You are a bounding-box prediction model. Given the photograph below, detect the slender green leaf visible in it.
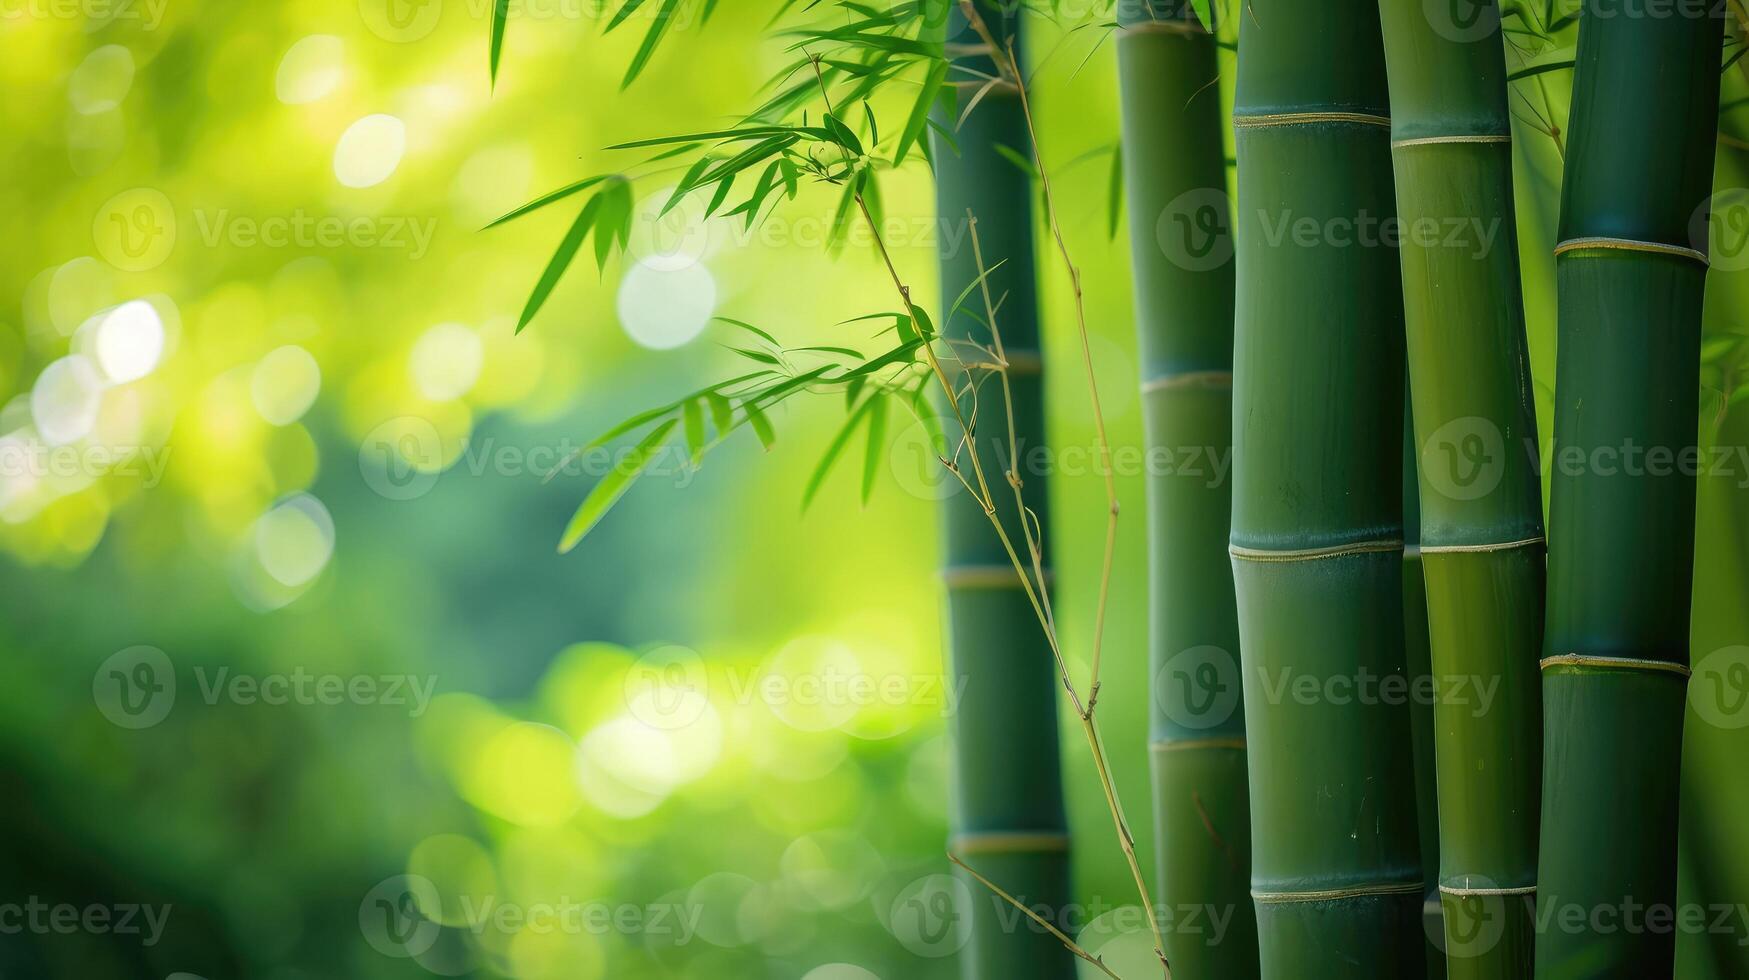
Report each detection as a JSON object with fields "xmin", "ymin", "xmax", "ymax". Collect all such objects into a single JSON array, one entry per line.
[
  {"xmin": 682, "ymin": 399, "xmax": 705, "ymax": 465},
  {"xmin": 623, "ymin": 0, "xmax": 686, "ymax": 89},
  {"xmin": 559, "ymin": 418, "xmax": 678, "ymax": 553},
  {"xmin": 803, "ymin": 396, "xmax": 877, "ymax": 509},
  {"xmin": 861, "ymin": 392, "xmax": 887, "ymax": 503},
  {"xmin": 518, "ymin": 193, "xmax": 603, "ymax": 332},
  {"xmin": 485, "ymin": 176, "xmax": 611, "ymax": 229},
  {"xmin": 895, "ymin": 60, "xmax": 948, "ymax": 165},
  {"xmin": 704, "ymin": 391, "xmax": 734, "ymax": 434},
  {"xmin": 489, "ymin": 0, "xmax": 510, "ymax": 89},
  {"xmin": 745, "ymin": 401, "xmax": 776, "ymax": 450}
]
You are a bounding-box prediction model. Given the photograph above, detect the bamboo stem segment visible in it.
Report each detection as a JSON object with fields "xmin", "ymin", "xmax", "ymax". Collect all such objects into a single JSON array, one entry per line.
[
  {"xmin": 1231, "ymin": 3, "xmax": 1425, "ymax": 974},
  {"xmin": 1117, "ymin": 2, "xmax": 1259, "ymax": 976},
  {"xmin": 931, "ymin": 7, "xmax": 1075, "ymax": 979},
  {"xmin": 1375, "ymin": 2, "xmax": 1547, "ymax": 976},
  {"xmin": 1537, "ymin": 2, "xmax": 1723, "ymax": 976}
]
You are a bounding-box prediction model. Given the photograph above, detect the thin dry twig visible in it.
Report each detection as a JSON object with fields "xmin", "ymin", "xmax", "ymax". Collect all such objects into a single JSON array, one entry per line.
[{"xmin": 947, "ymin": 852, "xmax": 1126, "ymax": 980}]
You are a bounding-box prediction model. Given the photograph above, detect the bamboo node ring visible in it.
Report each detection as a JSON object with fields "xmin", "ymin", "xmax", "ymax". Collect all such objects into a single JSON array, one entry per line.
[
  {"xmin": 1150, "ymin": 736, "xmax": 1247, "ymax": 752},
  {"xmin": 1229, "ymin": 539, "xmax": 1404, "ymax": 563},
  {"xmin": 1140, "ymin": 370, "xmax": 1232, "ymax": 394},
  {"xmin": 1118, "ymin": 19, "xmax": 1206, "ymax": 37},
  {"xmin": 941, "ymin": 565, "xmax": 1051, "ymax": 589},
  {"xmin": 1439, "ymin": 883, "xmax": 1537, "ymax": 897},
  {"xmin": 1553, "ymin": 236, "xmax": 1708, "ymax": 267},
  {"xmin": 1390, "ymin": 134, "xmax": 1512, "ymax": 149},
  {"xmin": 1539, "ymin": 653, "xmax": 1692, "ymax": 678},
  {"xmin": 1419, "ymin": 536, "xmax": 1546, "ymax": 555},
  {"xmin": 1233, "ymin": 112, "xmax": 1392, "ymax": 130},
  {"xmin": 1251, "ymin": 881, "xmax": 1424, "ymax": 904}
]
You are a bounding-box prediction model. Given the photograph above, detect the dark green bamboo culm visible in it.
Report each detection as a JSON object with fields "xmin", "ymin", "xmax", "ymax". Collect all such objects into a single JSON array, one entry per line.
[
  {"xmin": 931, "ymin": 6, "xmax": 1074, "ymax": 978},
  {"xmin": 1538, "ymin": 2, "xmax": 1723, "ymax": 976},
  {"xmin": 1402, "ymin": 422, "xmax": 1446, "ymax": 980},
  {"xmin": 1376, "ymin": 2, "xmax": 1546, "ymax": 976},
  {"xmin": 1115, "ymin": 3, "xmax": 1258, "ymax": 976},
  {"xmin": 1229, "ymin": 2, "xmax": 1426, "ymax": 975}
]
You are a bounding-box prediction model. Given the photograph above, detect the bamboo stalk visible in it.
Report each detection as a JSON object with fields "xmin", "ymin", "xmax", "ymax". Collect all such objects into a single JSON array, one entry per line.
[
  {"xmin": 1230, "ymin": 3, "xmax": 1426, "ymax": 974},
  {"xmin": 932, "ymin": 7, "xmax": 1075, "ymax": 978},
  {"xmin": 1401, "ymin": 420, "xmax": 1448, "ymax": 980},
  {"xmin": 1375, "ymin": 3, "xmax": 1545, "ymax": 976},
  {"xmin": 1538, "ymin": 3, "xmax": 1723, "ymax": 976},
  {"xmin": 1115, "ymin": 3, "xmax": 1257, "ymax": 977}
]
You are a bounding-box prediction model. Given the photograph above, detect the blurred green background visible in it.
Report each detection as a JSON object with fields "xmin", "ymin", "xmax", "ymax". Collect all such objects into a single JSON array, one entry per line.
[{"xmin": 1, "ymin": 2, "xmax": 1746, "ymax": 978}]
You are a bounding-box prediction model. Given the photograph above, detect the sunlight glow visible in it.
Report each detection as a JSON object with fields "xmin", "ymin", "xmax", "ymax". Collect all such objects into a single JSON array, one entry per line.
[
  {"xmin": 253, "ymin": 493, "xmax": 335, "ymax": 588},
  {"xmin": 276, "ymin": 35, "xmax": 344, "ymax": 106},
  {"xmin": 409, "ymin": 323, "xmax": 483, "ymax": 401},
  {"xmin": 31, "ymin": 356, "xmax": 106, "ymax": 446},
  {"xmin": 88, "ymin": 300, "xmax": 166, "ymax": 384},
  {"xmin": 616, "ymin": 260, "xmax": 716, "ymax": 351},
  {"xmin": 333, "ymin": 114, "xmax": 406, "ymax": 188},
  {"xmin": 251, "ymin": 345, "xmax": 321, "ymax": 425}
]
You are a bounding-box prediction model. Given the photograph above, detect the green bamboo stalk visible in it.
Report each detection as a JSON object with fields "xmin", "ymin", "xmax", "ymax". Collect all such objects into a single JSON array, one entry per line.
[
  {"xmin": 931, "ymin": 6, "xmax": 1075, "ymax": 978},
  {"xmin": 1115, "ymin": 4, "xmax": 1258, "ymax": 977},
  {"xmin": 1538, "ymin": 3, "xmax": 1723, "ymax": 977},
  {"xmin": 1230, "ymin": 3, "xmax": 1425, "ymax": 974},
  {"xmin": 1375, "ymin": 3, "xmax": 1546, "ymax": 976},
  {"xmin": 1402, "ymin": 420, "xmax": 1447, "ymax": 980}
]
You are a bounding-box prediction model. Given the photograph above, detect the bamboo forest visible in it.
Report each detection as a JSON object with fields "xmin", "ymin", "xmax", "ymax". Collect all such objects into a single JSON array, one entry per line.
[{"xmin": 7, "ymin": 0, "xmax": 1749, "ymax": 978}]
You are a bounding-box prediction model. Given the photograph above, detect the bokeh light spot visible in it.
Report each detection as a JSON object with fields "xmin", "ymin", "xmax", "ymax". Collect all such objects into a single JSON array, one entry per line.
[
  {"xmin": 276, "ymin": 35, "xmax": 344, "ymax": 106},
  {"xmin": 251, "ymin": 345, "xmax": 321, "ymax": 425},
  {"xmin": 333, "ymin": 114, "xmax": 406, "ymax": 188},
  {"xmin": 616, "ymin": 261, "xmax": 716, "ymax": 350}
]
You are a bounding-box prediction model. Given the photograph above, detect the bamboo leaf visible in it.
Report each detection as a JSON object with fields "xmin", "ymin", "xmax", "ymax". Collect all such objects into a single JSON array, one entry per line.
[
  {"xmin": 682, "ymin": 399, "xmax": 705, "ymax": 465},
  {"xmin": 559, "ymin": 418, "xmax": 678, "ymax": 553},
  {"xmin": 714, "ymin": 315, "xmax": 781, "ymax": 347},
  {"xmin": 622, "ymin": 0, "xmax": 685, "ymax": 88},
  {"xmin": 744, "ymin": 401, "xmax": 776, "ymax": 450},
  {"xmin": 895, "ymin": 60, "xmax": 949, "ymax": 165},
  {"xmin": 518, "ymin": 193, "xmax": 603, "ymax": 332},
  {"xmin": 489, "ymin": 0, "xmax": 511, "ymax": 89},
  {"xmin": 704, "ymin": 391, "xmax": 734, "ymax": 434},
  {"xmin": 1107, "ymin": 142, "xmax": 1124, "ymax": 240},
  {"xmin": 861, "ymin": 392, "xmax": 888, "ymax": 504},
  {"xmin": 485, "ymin": 176, "xmax": 611, "ymax": 229},
  {"xmin": 993, "ymin": 143, "xmax": 1038, "ymax": 179},
  {"xmin": 1508, "ymin": 57, "xmax": 1574, "ymax": 81},
  {"xmin": 803, "ymin": 397, "xmax": 877, "ymax": 509}
]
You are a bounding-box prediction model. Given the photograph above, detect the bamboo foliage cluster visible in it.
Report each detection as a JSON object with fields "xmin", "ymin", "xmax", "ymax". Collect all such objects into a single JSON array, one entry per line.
[{"xmin": 489, "ymin": 0, "xmax": 1740, "ymax": 977}]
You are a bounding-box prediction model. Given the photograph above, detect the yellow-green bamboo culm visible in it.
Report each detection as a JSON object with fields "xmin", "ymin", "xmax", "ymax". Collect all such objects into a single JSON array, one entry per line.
[
  {"xmin": 1537, "ymin": 1, "xmax": 1723, "ymax": 976},
  {"xmin": 1230, "ymin": 3, "xmax": 1425, "ymax": 974},
  {"xmin": 1376, "ymin": 2, "xmax": 1545, "ymax": 976},
  {"xmin": 930, "ymin": 6, "xmax": 1075, "ymax": 978},
  {"xmin": 1115, "ymin": 3, "xmax": 1258, "ymax": 976}
]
